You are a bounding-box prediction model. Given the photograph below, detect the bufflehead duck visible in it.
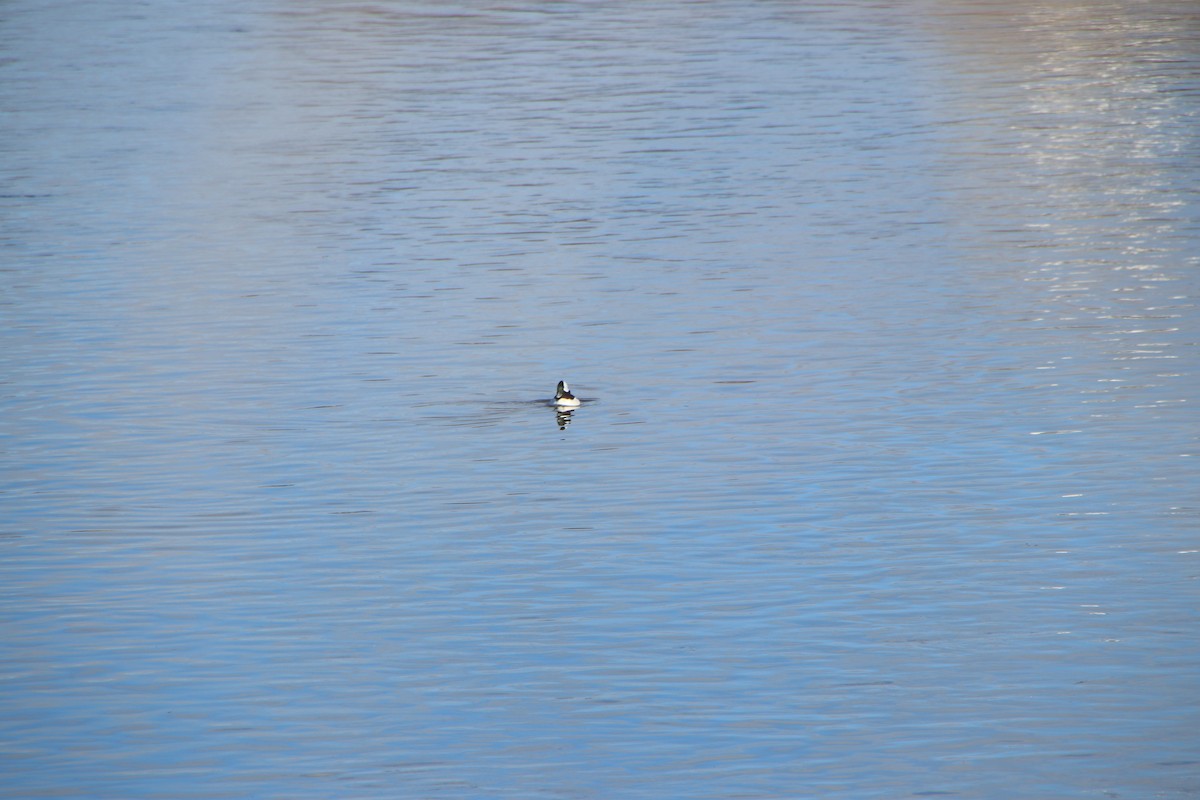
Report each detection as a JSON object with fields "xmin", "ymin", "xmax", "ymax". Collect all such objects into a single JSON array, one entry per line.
[{"xmin": 553, "ymin": 380, "xmax": 581, "ymax": 408}]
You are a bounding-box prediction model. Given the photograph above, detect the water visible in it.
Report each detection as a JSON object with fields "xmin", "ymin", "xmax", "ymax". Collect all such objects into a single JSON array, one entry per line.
[{"xmin": 2, "ymin": 1, "xmax": 1198, "ymax": 798}]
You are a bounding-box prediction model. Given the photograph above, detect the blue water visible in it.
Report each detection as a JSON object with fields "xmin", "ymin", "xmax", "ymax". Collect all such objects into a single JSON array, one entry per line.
[{"xmin": 2, "ymin": 1, "xmax": 1198, "ymax": 798}]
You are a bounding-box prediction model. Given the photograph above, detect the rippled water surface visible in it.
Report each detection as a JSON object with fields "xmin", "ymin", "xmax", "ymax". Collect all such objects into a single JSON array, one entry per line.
[{"xmin": 2, "ymin": 1, "xmax": 1198, "ymax": 798}]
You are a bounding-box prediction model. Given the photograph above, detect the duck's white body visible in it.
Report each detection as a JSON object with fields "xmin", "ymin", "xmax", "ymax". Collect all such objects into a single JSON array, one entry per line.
[{"xmin": 553, "ymin": 380, "xmax": 581, "ymax": 408}]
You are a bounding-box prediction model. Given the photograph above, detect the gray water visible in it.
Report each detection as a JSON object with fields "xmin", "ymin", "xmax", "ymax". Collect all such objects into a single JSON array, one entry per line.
[{"xmin": 2, "ymin": 1, "xmax": 1198, "ymax": 798}]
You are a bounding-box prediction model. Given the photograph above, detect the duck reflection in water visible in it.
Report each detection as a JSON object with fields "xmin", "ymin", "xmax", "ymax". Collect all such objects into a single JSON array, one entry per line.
[{"xmin": 554, "ymin": 407, "xmax": 575, "ymax": 430}]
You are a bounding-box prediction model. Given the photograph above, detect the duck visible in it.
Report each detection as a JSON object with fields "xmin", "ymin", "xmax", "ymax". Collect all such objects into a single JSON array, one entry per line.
[{"xmin": 553, "ymin": 380, "xmax": 581, "ymax": 408}]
